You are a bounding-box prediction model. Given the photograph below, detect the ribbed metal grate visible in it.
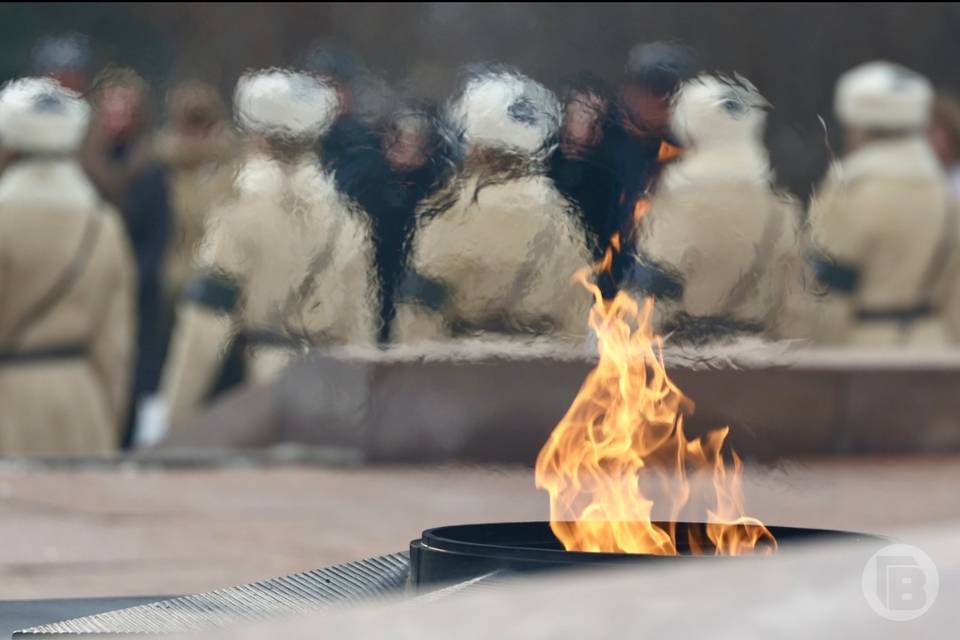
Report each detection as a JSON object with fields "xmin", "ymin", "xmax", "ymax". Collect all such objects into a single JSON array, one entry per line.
[{"xmin": 14, "ymin": 552, "xmax": 410, "ymax": 636}]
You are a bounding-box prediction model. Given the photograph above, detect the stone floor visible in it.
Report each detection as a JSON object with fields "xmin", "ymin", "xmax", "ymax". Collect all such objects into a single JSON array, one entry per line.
[
  {"xmin": 0, "ymin": 455, "xmax": 957, "ymax": 601},
  {"xmin": 203, "ymin": 519, "xmax": 958, "ymax": 640}
]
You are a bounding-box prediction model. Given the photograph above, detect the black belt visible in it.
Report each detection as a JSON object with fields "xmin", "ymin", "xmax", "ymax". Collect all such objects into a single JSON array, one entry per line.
[
  {"xmin": 661, "ymin": 314, "xmax": 764, "ymax": 346},
  {"xmin": 0, "ymin": 345, "xmax": 87, "ymax": 366},
  {"xmin": 856, "ymin": 304, "xmax": 933, "ymax": 323},
  {"xmin": 240, "ymin": 329, "xmax": 312, "ymax": 351},
  {"xmin": 448, "ymin": 314, "xmax": 557, "ymax": 338}
]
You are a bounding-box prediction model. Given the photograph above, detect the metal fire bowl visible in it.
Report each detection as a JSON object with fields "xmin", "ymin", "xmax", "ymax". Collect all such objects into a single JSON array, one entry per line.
[{"xmin": 409, "ymin": 521, "xmax": 884, "ymax": 589}]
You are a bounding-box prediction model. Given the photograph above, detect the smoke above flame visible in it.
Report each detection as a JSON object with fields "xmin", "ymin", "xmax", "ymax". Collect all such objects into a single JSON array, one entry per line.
[{"xmin": 534, "ymin": 265, "xmax": 776, "ymax": 556}]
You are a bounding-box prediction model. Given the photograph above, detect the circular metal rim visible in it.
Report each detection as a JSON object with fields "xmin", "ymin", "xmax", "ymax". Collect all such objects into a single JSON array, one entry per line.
[{"xmin": 417, "ymin": 521, "xmax": 876, "ymax": 564}]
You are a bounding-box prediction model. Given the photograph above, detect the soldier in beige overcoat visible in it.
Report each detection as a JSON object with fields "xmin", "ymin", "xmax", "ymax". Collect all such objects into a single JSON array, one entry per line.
[
  {"xmin": 154, "ymin": 80, "xmax": 239, "ymax": 304},
  {"xmin": 392, "ymin": 69, "xmax": 593, "ymax": 344},
  {"xmin": 0, "ymin": 78, "xmax": 135, "ymax": 456},
  {"xmin": 160, "ymin": 70, "xmax": 378, "ymax": 427},
  {"xmin": 629, "ymin": 73, "xmax": 804, "ymax": 344},
  {"xmin": 808, "ymin": 62, "xmax": 959, "ymax": 347}
]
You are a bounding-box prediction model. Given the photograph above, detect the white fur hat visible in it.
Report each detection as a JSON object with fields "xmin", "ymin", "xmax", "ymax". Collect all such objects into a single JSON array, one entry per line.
[
  {"xmin": 834, "ymin": 62, "xmax": 932, "ymax": 130},
  {"xmin": 671, "ymin": 73, "xmax": 769, "ymax": 147},
  {"xmin": 234, "ymin": 69, "xmax": 340, "ymax": 142},
  {"xmin": 0, "ymin": 77, "xmax": 89, "ymax": 154},
  {"xmin": 449, "ymin": 69, "xmax": 560, "ymax": 155}
]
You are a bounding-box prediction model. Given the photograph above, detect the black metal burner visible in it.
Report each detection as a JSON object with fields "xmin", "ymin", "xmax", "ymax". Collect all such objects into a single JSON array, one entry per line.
[{"xmin": 410, "ymin": 521, "xmax": 883, "ymax": 589}]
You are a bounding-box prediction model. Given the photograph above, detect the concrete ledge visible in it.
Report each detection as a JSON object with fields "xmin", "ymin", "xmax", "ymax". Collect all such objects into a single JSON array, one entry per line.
[{"xmin": 156, "ymin": 343, "xmax": 960, "ymax": 462}]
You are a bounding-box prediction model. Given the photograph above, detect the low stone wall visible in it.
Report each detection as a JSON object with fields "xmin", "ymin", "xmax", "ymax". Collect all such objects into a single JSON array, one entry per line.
[{"xmin": 158, "ymin": 344, "xmax": 960, "ymax": 462}]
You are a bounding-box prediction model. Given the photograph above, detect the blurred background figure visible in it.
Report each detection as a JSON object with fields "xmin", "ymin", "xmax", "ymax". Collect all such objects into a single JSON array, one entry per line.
[
  {"xmin": 393, "ymin": 67, "xmax": 592, "ymax": 344},
  {"xmin": 81, "ymin": 67, "xmax": 173, "ymax": 445},
  {"xmin": 550, "ymin": 73, "xmax": 614, "ymax": 251},
  {"xmin": 30, "ymin": 33, "xmax": 93, "ymax": 92},
  {"xmin": 809, "ymin": 62, "xmax": 960, "ymax": 346},
  {"xmin": 0, "ymin": 78, "xmax": 135, "ymax": 456},
  {"xmin": 353, "ymin": 105, "xmax": 451, "ymax": 344},
  {"xmin": 629, "ymin": 74, "xmax": 803, "ymax": 344},
  {"xmin": 929, "ymin": 93, "xmax": 960, "ymax": 199},
  {"xmin": 304, "ymin": 43, "xmax": 393, "ymax": 129},
  {"xmin": 160, "ymin": 69, "xmax": 378, "ymax": 427},
  {"xmin": 550, "ymin": 42, "xmax": 700, "ymax": 297},
  {"xmin": 305, "ymin": 47, "xmax": 434, "ymax": 345},
  {"xmin": 305, "ymin": 44, "xmax": 389, "ymax": 193},
  {"xmin": 146, "ymin": 81, "xmax": 241, "ymax": 431},
  {"xmin": 154, "ymin": 80, "xmax": 239, "ymax": 305}
]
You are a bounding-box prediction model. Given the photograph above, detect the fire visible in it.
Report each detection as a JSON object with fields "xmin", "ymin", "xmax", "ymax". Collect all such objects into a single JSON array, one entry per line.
[
  {"xmin": 632, "ymin": 198, "xmax": 650, "ymax": 225},
  {"xmin": 534, "ymin": 268, "xmax": 776, "ymax": 556},
  {"xmin": 657, "ymin": 140, "xmax": 683, "ymax": 163}
]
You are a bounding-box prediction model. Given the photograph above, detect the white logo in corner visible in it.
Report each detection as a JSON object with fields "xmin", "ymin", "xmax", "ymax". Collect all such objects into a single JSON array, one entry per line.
[{"xmin": 862, "ymin": 543, "xmax": 939, "ymax": 622}]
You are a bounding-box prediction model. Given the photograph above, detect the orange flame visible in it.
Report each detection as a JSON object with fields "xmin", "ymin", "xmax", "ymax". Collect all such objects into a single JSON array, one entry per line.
[
  {"xmin": 657, "ymin": 140, "xmax": 683, "ymax": 164},
  {"xmin": 535, "ymin": 270, "xmax": 776, "ymax": 556},
  {"xmin": 632, "ymin": 198, "xmax": 651, "ymax": 226}
]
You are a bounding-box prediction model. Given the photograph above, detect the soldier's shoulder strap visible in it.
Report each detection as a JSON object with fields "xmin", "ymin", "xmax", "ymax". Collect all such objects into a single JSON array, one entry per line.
[
  {"xmin": 722, "ymin": 199, "xmax": 786, "ymax": 315},
  {"xmin": 275, "ymin": 209, "xmax": 350, "ymax": 329},
  {"xmin": 3, "ymin": 205, "xmax": 104, "ymax": 350}
]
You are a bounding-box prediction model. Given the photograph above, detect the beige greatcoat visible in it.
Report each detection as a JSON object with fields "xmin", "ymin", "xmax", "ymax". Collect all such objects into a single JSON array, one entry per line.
[
  {"xmin": 0, "ymin": 159, "xmax": 136, "ymax": 456},
  {"xmin": 633, "ymin": 142, "xmax": 803, "ymax": 341},
  {"xmin": 161, "ymin": 153, "xmax": 378, "ymax": 426},
  {"xmin": 809, "ymin": 137, "xmax": 959, "ymax": 346},
  {"xmin": 392, "ymin": 167, "xmax": 594, "ymax": 344}
]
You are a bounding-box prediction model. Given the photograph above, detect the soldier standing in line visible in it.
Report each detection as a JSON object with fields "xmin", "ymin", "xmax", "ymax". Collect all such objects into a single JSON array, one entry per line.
[
  {"xmin": 809, "ymin": 62, "xmax": 959, "ymax": 347},
  {"xmin": 0, "ymin": 78, "xmax": 135, "ymax": 456},
  {"xmin": 159, "ymin": 70, "xmax": 379, "ymax": 427},
  {"xmin": 629, "ymin": 73, "xmax": 803, "ymax": 344},
  {"xmin": 393, "ymin": 67, "xmax": 593, "ymax": 344}
]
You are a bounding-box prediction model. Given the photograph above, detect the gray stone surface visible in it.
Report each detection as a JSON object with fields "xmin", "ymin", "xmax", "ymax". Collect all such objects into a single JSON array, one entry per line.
[
  {"xmin": 0, "ymin": 457, "xmax": 957, "ymax": 601},
  {"xmin": 193, "ymin": 520, "xmax": 958, "ymax": 639},
  {"xmin": 158, "ymin": 344, "xmax": 960, "ymax": 461}
]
